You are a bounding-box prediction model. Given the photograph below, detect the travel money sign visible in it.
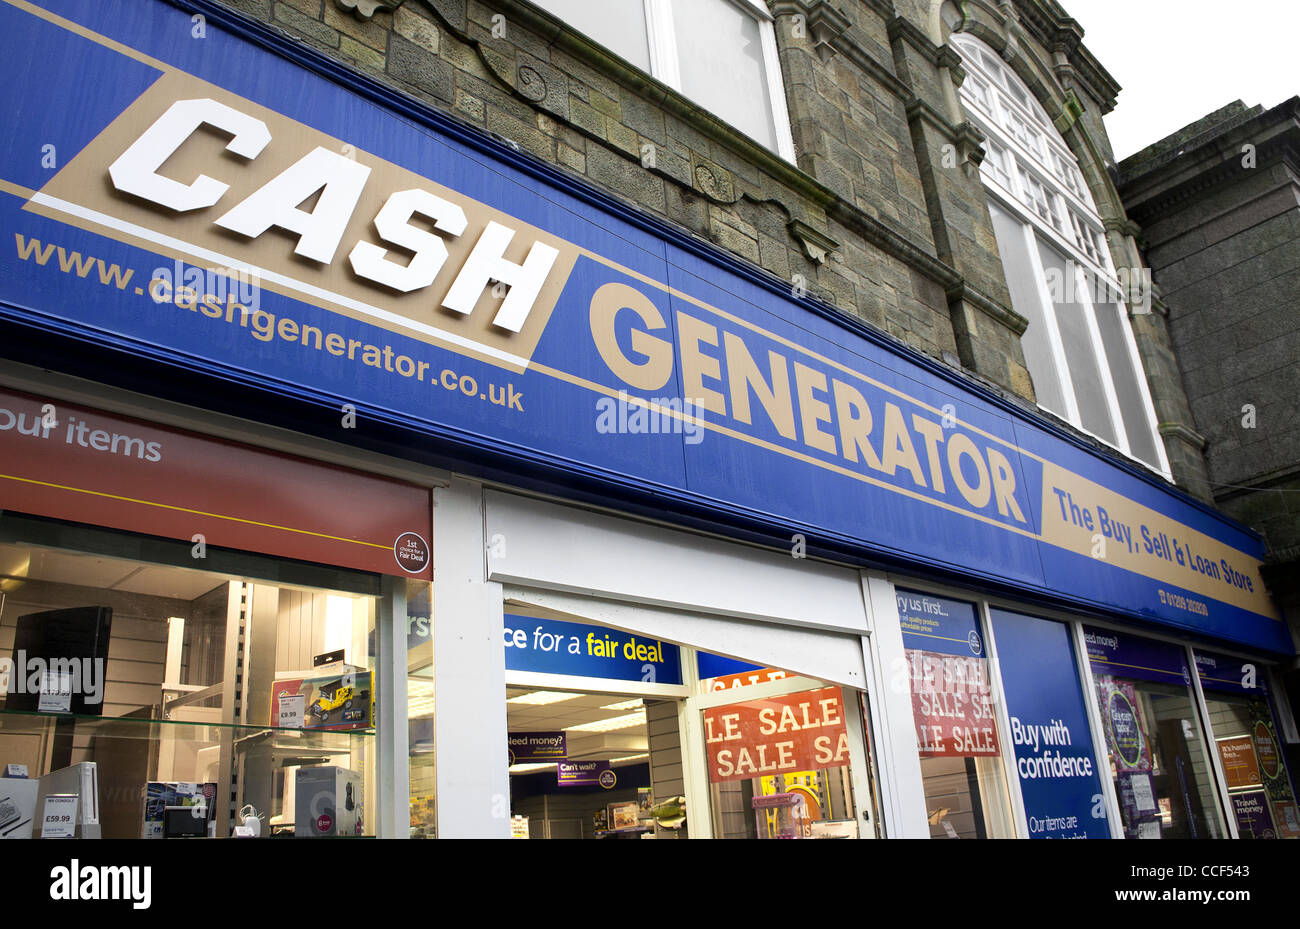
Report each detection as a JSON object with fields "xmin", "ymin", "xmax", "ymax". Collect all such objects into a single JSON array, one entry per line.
[{"xmin": 0, "ymin": 0, "xmax": 1287, "ymax": 653}]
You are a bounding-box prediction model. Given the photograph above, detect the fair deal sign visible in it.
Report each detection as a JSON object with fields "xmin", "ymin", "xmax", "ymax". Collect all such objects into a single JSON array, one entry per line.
[{"xmin": 0, "ymin": 0, "xmax": 1287, "ymax": 653}]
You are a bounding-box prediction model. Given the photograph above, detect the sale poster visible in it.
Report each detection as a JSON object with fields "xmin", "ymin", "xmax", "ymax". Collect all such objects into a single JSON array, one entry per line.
[
  {"xmin": 906, "ymin": 649, "xmax": 1000, "ymax": 757},
  {"xmin": 702, "ymin": 688, "xmax": 849, "ymax": 783}
]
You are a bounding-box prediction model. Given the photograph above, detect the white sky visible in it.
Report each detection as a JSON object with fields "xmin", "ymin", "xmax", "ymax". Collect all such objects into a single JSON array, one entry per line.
[{"xmin": 1066, "ymin": 0, "xmax": 1299, "ymax": 161}]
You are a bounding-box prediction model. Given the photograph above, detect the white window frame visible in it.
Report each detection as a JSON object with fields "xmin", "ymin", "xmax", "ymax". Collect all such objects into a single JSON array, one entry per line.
[
  {"xmin": 537, "ymin": 0, "xmax": 796, "ymax": 161},
  {"xmin": 953, "ymin": 33, "xmax": 1172, "ymax": 479}
]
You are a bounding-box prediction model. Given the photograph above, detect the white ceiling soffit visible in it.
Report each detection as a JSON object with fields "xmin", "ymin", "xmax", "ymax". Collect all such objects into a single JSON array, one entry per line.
[
  {"xmin": 503, "ymin": 586, "xmax": 868, "ymax": 692},
  {"xmin": 484, "ymin": 490, "xmax": 868, "ymax": 635}
]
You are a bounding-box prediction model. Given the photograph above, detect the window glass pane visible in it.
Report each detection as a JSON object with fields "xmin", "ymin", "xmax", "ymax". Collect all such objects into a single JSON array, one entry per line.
[
  {"xmin": 1085, "ymin": 628, "xmax": 1225, "ymax": 839},
  {"xmin": 1196, "ymin": 651, "xmax": 1300, "ymax": 839},
  {"xmin": 702, "ymin": 681, "xmax": 861, "ymax": 838},
  {"xmin": 503, "ymin": 611, "xmax": 676, "ymax": 839},
  {"xmin": 987, "ymin": 200, "xmax": 1069, "ymax": 416},
  {"xmin": 530, "ymin": 0, "xmax": 650, "ymax": 71},
  {"xmin": 897, "ymin": 591, "xmax": 1016, "ymax": 838},
  {"xmin": 1092, "ymin": 292, "xmax": 1162, "ymax": 468},
  {"xmin": 670, "ymin": 0, "xmax": 778, "ymax": 151},
  {"xmin": 1036, "ymin": 241, "xmax": 1118, "ymax": 443},
  {"xmin": 407, "ymin": 579, "xmax": 436, "ymax": 837},
  {"xmin": 0, "ymin": 535, "xmax": 378, "ymax": 838},
  {"xmin": 979, "ymin": 140, "xmax": 1011, "ymax": 190}
]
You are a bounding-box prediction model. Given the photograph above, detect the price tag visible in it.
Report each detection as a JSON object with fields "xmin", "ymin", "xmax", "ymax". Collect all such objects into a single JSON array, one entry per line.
[
  {"xmin": 941, "ymin": 820, "xmax": 959, "ymax": 839},
  {"xmin": 175, "ymin": 782, "xmax": 195, "ymax": 796},
  {"xmin": 41, "ymin": 794, "xmax": 79, "ymax": 839},
  {"xmin": 37, "ymin": 671, "xmax": 73, "ymax": 714},
  {"xmin": 4, "ymin": 763, "xmax": 28, "ymax": 778},
  {"xmin": 1137, "ymin": 820, "xmax": 1161, "ymax": 839},
  {"xmin": 233, "ymin": 825, "xmax": 255, "ymax": 837},
  {"xmin": 1131, "ymin": 773, "xmax": 1158, "ymax": 813},
  {"xmin": 278, "ymin": 694, "xmax": 305, "ymax": 729}
]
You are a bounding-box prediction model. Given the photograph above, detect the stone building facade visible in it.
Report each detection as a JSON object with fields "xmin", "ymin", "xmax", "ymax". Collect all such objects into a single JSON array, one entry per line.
[
  {"xmin": 219, "ymin": 0, "xmax": 1212, "ymax": 496},
  {"xmin": 1118, "ymin": 98, "xmax": 1300, "ymax": 702}
]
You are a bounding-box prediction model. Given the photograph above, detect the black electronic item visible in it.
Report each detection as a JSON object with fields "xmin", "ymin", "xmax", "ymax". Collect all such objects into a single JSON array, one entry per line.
[
  {"xmin": 313, "ymin": 650, "xmax": 345, "ymax": 667},
  {"xmin": 6, "ymin": 606, "xmax": 113, "ymax": 717},
  {"xmin": 163, "ymin": 806, "xmax": 207, "ymax": 838}
]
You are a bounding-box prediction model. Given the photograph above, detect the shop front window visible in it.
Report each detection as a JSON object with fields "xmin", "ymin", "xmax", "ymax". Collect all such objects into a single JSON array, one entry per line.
[
  {"xmin": 1196, "ymin": 650, "xmax": 1300, "ymax": 839},
  {"xmin": 896, "ymin": 590, "xmax": 1016, "ymax": 838},
  {"xmin": 498, "ymin": 604, "xmax": 876, "ymax": 839},
  {"xmin": 1084, "ymin": 628, "xmax": 1225, "ymax": 839},
  {"xmin": 696, "ymin": 655, "xmax": 869, "ymax": 839},
  {"xmin": 502, "ymin": 610, "xmax": 686, "ymax": 839},
  {"xmin": 0, "ymin": 518, "xmax": 379, "ymax": 838}
]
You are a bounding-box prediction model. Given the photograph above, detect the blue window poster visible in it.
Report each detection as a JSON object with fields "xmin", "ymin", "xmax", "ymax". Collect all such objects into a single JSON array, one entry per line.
[{"xmin": 991, "ymin": 608, "xmax": 1110, "ymax": 838}]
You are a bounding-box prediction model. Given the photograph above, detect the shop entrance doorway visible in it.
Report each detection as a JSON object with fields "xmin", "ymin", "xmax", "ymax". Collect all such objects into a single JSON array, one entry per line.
[
  {"xmin": 506, "ymin": 686, "xmax": 665, "ymax": 839},
  {"xmin": 502, "ymin": 601, "xmax": 879, "ymax": 839}
]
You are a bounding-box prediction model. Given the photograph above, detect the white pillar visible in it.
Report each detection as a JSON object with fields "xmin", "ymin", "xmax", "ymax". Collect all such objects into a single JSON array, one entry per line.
[
  {"xmin": 433, "ymin": 478, "xmax": 510, "ymax": 837},
  {"xmin": 859, "ymin": 571, "xmax": 929, "ymax": 838}
]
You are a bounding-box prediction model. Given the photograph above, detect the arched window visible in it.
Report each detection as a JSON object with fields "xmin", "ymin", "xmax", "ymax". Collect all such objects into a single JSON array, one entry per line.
[{"xmin": 951, "ymin": 33, "xmax": 1169, "ymax": 475}]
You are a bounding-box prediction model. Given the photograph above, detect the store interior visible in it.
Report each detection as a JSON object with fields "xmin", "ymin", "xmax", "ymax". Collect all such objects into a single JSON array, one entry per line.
[
  {"xmin": 0, "ymin": 530, "xmax": 376, "ymax": 839},
  {"xmin": 505, "ymin": 687, "xmax": 656, "ymax": 839}
]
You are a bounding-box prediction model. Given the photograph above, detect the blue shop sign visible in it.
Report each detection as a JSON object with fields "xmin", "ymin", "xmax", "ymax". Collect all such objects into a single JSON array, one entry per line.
[
  {"xmin": 504, "ymin": 615, "xmax": 683, "ymax": 686},
  {"xmin": 0, "ymin": 0, "xmax": 1287, "ymax": 654},
  {"xmin": 1082, "ymin": 627, "xmax": 1191, "ymax": 688},
  {"xmin": 1194, "ymin": 649, "xmax": 1271, "ymax": 697}
]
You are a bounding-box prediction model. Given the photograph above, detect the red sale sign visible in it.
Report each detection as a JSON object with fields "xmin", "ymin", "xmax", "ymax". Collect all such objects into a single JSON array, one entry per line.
[
  {"xmin": 703, "ymin": 688, "xmax": 850, "ymax": 783},
  {"xmin": 907, "ymin": 650, "xmax": 1001, "ymax": 757}
]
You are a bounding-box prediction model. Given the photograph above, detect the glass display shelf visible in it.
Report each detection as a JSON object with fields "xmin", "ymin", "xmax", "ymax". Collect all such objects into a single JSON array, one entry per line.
[{"xmin": 0, "ymin": 707, "xmax": 373, "ymax": 741}]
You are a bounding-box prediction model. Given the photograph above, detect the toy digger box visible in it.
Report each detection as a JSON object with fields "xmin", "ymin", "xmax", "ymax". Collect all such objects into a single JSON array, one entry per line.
[{"xmin": 271, "ymin": 669, "xmax": 374, "ymax": 731}]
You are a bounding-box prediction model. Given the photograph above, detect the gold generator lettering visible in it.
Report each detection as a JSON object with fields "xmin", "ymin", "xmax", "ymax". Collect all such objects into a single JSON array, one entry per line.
[
  {"xmin": 107, "ymin": 97, "xmax": 560, "ymax": 333},
  {"xmin": 589, "ymin": 281, "xmax": 1028, "ymax": 523}
]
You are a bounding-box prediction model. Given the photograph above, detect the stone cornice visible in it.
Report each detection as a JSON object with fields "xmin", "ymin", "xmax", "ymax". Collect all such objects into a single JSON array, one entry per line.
[
  {"xmin": 816, "ymin": 14, "xmax": 912, "ymax": 101},
  {"xmin": 333, "ymin": 0, "xmax": 397, "ymax": 18},
  {"xmin": 1158, "ymin": 421, "xmax": 1208, "ymax": 452},
  {"xmin": 768, "ymin": 1, "xmax": 851, "ymax": 63},
  {"xmin": 1121, "ymin": 120, "xmax": 1300, "ymax": 224},
  {"xmin": 905, "ymin": 97, "xmax": 967, "ymax": 144},
  {"xmin": 953, "ymin": 282, "xmax": 1029, "ymax": 335},
  {"xmin": 1010, "ymin": 0, "xmax": 1120, "ymax": 113},
  {"xmin": 887, "ymin": 15, "xmax": 948, "ymax": 67}
]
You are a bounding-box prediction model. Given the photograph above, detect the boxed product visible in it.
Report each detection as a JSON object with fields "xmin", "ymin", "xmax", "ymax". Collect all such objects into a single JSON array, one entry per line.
[
  {"xmin": 271, "ymin": 669, "xmax": 373, "ymax": 731},
  {"xmin": 295, "ymin": 766, "xmax": 363, "ymax": 837},
  {"xmin": 141, "ymin": 782, "xmax": 217, "ymax": 838},
  {"xmin": 0, "ymin": 778, "xmax": 39, "ymax": 840}
]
